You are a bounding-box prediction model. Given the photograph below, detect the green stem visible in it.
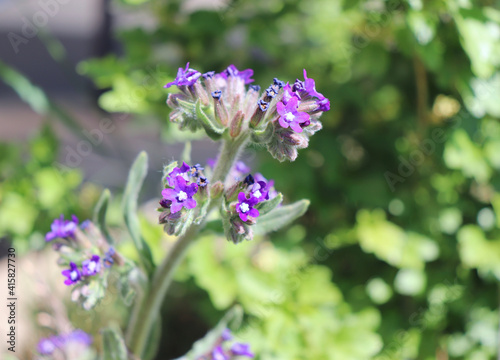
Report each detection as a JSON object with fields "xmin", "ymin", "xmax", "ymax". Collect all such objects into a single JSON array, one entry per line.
[{"xmin": 126, "ymin": 136, "xmax": 247, "ymax": 358}]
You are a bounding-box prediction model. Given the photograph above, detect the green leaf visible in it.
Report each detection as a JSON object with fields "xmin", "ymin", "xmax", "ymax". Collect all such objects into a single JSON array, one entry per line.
[
  {"xmin": 255, "ymin": 193, "xmax": 283, "ymax": 216},
  {"xmin": 194, "ymin": 199, "xmax": 210, "ymax": 225},
  {"xmin": 175, "ymin": 306, "xmax": 243, "ymax": 360},
  {"xmin": 93, "ymin": 189, "xmax": 113, "ymax": 244},
  {"xmin": 254, "ymin": 199, "xmax": 310, "ymax": 235},
  {"xmin": 101, "ymin": 326, "xmax": 128, "ymax": 360},
  {"xmin": 196, "ymin": 100, "xmax": 225, "ymax": 140},
  {"xmin": 122, "ymin": 152, "xmax": 155, "ymax": 276}
]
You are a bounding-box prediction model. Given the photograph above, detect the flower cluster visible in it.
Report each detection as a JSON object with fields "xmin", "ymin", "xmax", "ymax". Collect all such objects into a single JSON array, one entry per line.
[
  {"xmin": 159, "ymin": 161, "xmax": 209, "ymax": 235},
  {"xmin": 222, "ymin": 162, "xmax": 279, "ymax": 244},
  {"xmin": 197, "ymin": 328, "xmax": 254, "ymax": 360},
  {"xmin": 45, "ymin": 215, "xmax": 124, "ymax": 309},
  {"xmin": 165, "ymin": 63, "xmax": 329, "ymax": 161},
  {"xmin": 37, "ymin": 329, "xmax": 92, "ymax": 358}
]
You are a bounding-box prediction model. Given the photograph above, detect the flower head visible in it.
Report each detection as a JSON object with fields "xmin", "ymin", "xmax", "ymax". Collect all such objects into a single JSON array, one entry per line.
[
  {"xmin": 166, "ymin": 162, "xmax": 191, "ymax": 187},
  {"xmin": 46, "ymin": 215, "xmax": 79, "ymax": 241},
  {"xmin": 282, "ymin": 83, "xmax": 300, "ymax": 105},
  {"xmin": 221, "ymin": 64, "xmax": 254, "ymax": 84},
  {"xmin": 230, "ymin": 342, "xmax": 254, "ymax": 358},
  {"xmin": 64, "ymin": 329, "xmax": 93, "ymax": 346},
  {"xmin": 161, "ymin": 176, "xmax": 198, "ymax": 214},
  {"xmin": 276, "ymin": 97, "xmax": 310, "ymax": 133},
  {"xmin": 250, "ymin": 181, "xmax": 270, "ymax": 202},
  {"xmin": 164, "ymin": 62, "xmax": 201, "ymax": 88},
  {"xmin": 37, "ymin": 337, "xmax": 58, "ymax": 355},
  {"xmin": 81, "ymin": 255, "xmax": 101, "ymax": 276},
  {"xmin": 236, "ymin": 192, "xmax": 260, "ymax": 222},
  {"xmin": 254, "ymin": 173, "xmax": 277, "ymax": 200},
  {"xmin": 62, "ymin": 262, "xmax": 82, "ymax": 286},
  {"xmin": 212, "ymin": 345, "xmax": 229, "ymax": 360}
]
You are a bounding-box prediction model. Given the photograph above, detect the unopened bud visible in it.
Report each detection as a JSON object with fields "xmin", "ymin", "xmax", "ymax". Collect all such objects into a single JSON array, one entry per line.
[
  {"xmin": 250, "ymin": 100, "xmax": 269, "ymax": 128},
  {"xmin": 209, "ymin": 181, "xmax": 224, "ymax": 199},
  {"xmin": 230, "ymin": 110, "xmax": 245, "ymax": 138},
  {"xmin": 193, "ymin": 82, "xmax": 209, "ymax": 106},
  {"xmin": 212, "ymin": 91, "xmax": 229, "ymax": 126}
]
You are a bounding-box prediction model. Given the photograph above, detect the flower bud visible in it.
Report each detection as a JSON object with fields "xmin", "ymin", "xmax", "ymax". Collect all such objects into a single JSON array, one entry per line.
[
  {"xmin": 212, "ymin": 91, "xmax": 229, "ymax": 126},
  {"xmin": 230, "ymin": 110, "xmax": 245, "ymax": 138},
  {"xmin": 209, "ymin": 181, "xmax": 224, "ymax": 199}
]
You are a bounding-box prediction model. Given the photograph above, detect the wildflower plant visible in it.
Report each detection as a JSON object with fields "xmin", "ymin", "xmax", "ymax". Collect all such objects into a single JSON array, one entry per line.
[{"xmin": 38, "ymin": 64, "xmax": 329, "ymax": 359}]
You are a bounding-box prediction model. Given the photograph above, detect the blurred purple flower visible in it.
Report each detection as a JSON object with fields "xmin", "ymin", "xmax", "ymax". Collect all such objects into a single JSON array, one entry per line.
[
  {"xmin": 45, "ymin": 215, "xmax": 79, "ymax": 241},
  {"xmin": 164, "ymin": 62, "xmax": 201, "ymax": 88},
  {"xmin": 81, "ymin": 255, "xmax": 101, "ymax": 276}
]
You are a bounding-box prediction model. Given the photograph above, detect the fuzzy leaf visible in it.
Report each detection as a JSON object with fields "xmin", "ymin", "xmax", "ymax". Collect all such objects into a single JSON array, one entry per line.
[
  {"xmin": 194, "ymin": 199, "xmax": 210, "ymax": 225},
  {"xmin": 93, "ymin": 189, "xmax": 113, "ymax": 244},
  {"xmin": 254, "ymin": 199, "xmax": 310, "ymax": 235},
  {"xmin": 101, "ymin": 326, "xmax": 128, "ymax": 360},
  {"xmin": 122, "ymin": 152, "xmax": 155, "ymax": 276},
  {"xmin": 255, "ymin": 193, "xmax": 283, "ymax": 216},
  {"xmin": 174, "ymin": 306, "xmax": 243, "ymax": 360},
  {"xmin": 196, "ymin": 100, "xmax": 225, "ymax": 140},
  {"xmin": 175, "ymin": 209, "xmax": 195, "ymax": 237}
]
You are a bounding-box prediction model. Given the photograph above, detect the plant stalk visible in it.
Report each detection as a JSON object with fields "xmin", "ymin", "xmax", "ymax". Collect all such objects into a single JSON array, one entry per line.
[{"xmin": 126, "ymin": 136, "xmax": 247, "ymax": 358}]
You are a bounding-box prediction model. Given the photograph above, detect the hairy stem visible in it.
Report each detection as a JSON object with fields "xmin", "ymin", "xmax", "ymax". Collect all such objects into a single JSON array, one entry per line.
[{"xmin": 126, "ymin": 136, "xmax": 247, "ymax": 358}]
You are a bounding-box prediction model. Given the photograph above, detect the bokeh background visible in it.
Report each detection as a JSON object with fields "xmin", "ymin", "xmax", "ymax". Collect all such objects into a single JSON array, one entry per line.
[{"xmin": 1, "ymin": 0, "xmax": 500, "ymax": 359}]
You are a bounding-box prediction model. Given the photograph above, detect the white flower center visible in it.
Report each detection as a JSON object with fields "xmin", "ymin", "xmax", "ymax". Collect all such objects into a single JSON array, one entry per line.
[
  {"xmin": 240, "ymin": 203, "xmax": 250, "ymax": 213},
  {"xmin": 177, "ymin": 191, "xmax": 187, "ymax": 201},
  {"xmin": 285, "ymin": 112, "xmax": 295, "ymax": 122},
  {"xmin": 88, "ymin": 261, "xmax": 97, "ymax": 272},
  {"xmin": 253, "ymin": 190, "xmax": 262, "ymax": 198},
  {"xmin": 70, "ymin": 270, "xmax": 79, "ymax": 281}
]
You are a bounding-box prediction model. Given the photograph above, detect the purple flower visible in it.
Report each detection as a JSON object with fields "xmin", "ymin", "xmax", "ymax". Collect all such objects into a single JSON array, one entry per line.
[
  {"xmin": 276, "ymin": 97, "xmax": 310, "ymax": 133},
  {"xmin": 250, "ymin": 181, "xmax": 270, "ymax": 202},
  {"xmin": 189, "ymin": 164, "xmax": 204, "ymax": 177},
  {"xmin": 221, "ymin": 64, "xmax": 254, "ymax": 84},
  {"xmin": 64, "ymin": 329, "xmax": 92, "ymax": 346},
  {"xmin": 161, "ymin": 177, "xmax": 198, "ymax": 214},
  {"xmin": 254, "ymin": 173, "xmax": 277, "ymax": 200},
  {"xmin": 81, "ymin": 255, "xmax": 101, "ymax": 276},
  {"xmin": 235, "ymin": 161, "xmax": 250, "ymax": 175},
  {"xmin": 221, "ymin": 328, "xmax": 233, "ymax": 342},
  {"xmin": 37, "ymin": 337, "xmax": 58, "ymax": 355},
  {"xmin": 212, "ymin": 345, "xmax": 229, "ymax": 360},
  {"xmin": 197, "ymin": 176, "xmax": 209, "ymax": 188},
  {"xmin": 45, "ymin": 215, "xmax": 79, "ymax": 241},
  {"xmin": 316, "ymin": 96, "xmax": 331, "ymax": 112},
  {"xmin": 103, "ymin": 247, "xmax": 115, "ymax": 268},
  {"xmin": 62, "ymin": 262, "xmax": 82, "ymax": 286},
  {"xmin": 164, "ymin": 62, "xmax": 201, "ymax": 88},
  {"xmin": 207, "ymin": 157, "xmax": 217, "ymax": 168},
  {"xmin": 236, "ymin": 192, "xmax": 259, "ymax": 222},
  {"xmin": 230, "ymin": 342, "xmax": 254, "ymax": 358},
  {"xmin": 166, "ymin": 162, "xmax": 191, "ymax": 187},
  {"xmin": 282, "ymin": 83, "xmax": 300, "ymax": 105}
]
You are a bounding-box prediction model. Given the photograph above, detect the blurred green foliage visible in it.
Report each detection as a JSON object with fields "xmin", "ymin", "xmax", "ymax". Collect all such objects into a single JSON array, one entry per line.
[
  {"xmin": 0, "ymin": 126, "xmax": 100, "ymax": 253},
  {"xmin": 2, "ymin": 0, "xmax": 500, "ymax": 358}
]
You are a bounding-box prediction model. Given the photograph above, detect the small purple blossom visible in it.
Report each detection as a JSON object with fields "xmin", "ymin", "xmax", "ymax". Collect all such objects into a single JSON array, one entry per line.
[
  {"xmin": 202, "ymin": 71, "xmax": 215, "ymax": 79},
  {"xmin": 62, "ymin": 262, "xmax": 82, "ymax": 286},
  {"xmin": 164, "ymin": 62, "xmax": 201, "ymax": 88},
  {"xmin": 45, "ymin": 215, "xmax": 79, "ymax": 241},
  {"xmin": 37, "ymin": 337, "xmax": 58, "ymax": 355},
  {"xmin": 254, "ymin": 173, "xmax": 277, "ymax": 200},
  {"xmin": 235, "ymin": 161, "xmax": 250, "ymax": 175},
  {"xmin": 276, "ymin": 97, "xmax": 310, "ymax": 133},
  {"xmin": 282, "ymin": 83, "xmax": 300, "ymax": 105},
  {"xmin": 230, "ymin": 342, "xmax": 254, "ymax": 358},
  {"xmin": 236, "ymin": 192, "xmax": 259, "ymax": 222},
  {"xmin": 190, "ymin": 164, "xmax": 204, "ymax": 177},
  {"xmin": 212, "ymin": 345, "xmax": 229, "ymax": 360},
  {"xmin": 221, "ymin": 328, "xmax": 233, "ymax": 342},
  {"xmin": 257, "ymin": 99, "xmax": 269, "ymax": 112},
  {"xmin": 103, "ymin": 247, "xmax": 115, "ymax": 268},
  {"xmin": 197, "ymin": 176, "xmax": 209, "ymax": 188},
  {"xmin": 81, "ymin": 255, "xmax": 101, "ymax": 276},
  {"xmin": 221, "ymin": 64, "xmax": 254, "ymax": 84},
  {"xmin": 166, "ymin": 162, "xmax": 191, "ymax": 187},
  {"xmin": 161, "ymin": 176, "xmax": 198, "ymax": 214},
  {"xmin": 64, "ymin": 329, "xmax": 93, "ymax": 346},
  {"xmin": 250, "ymin": 181, "xmax": 269, "ymax": 202},
  {"xmin": 316, "ymin": 96, "xmax": 331, "ymax": 112}
]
